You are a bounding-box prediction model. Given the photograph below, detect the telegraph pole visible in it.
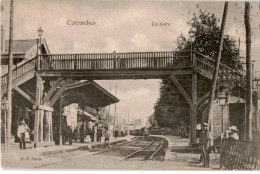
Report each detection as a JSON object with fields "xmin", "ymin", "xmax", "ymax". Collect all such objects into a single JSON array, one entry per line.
[
  {"xmin": 244, "ymin": 1, "xmax": 252, "ymax": 141},
  {"xmin": 127, "ymin": 108, "xmax": 129, "ymax": 136},
  {"xmin": 6, "ymin": 0, "xmax": 14, "ymax": 149},
  {"xmin": 207, "ymin": 2, "xmax": 229, "ymax": 145},
  {"xmin": 59, "ymin": 95, "xmax": 63, "ymax": 146},
  {"xmin": 113, "ymin": 85, "xmax": 117, "ymax": 137}
]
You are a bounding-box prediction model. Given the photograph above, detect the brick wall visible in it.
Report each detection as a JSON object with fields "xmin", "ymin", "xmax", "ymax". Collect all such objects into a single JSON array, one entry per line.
[{"xmin": 212, "ymin": 95, "xmax": 245, "ymax": 140}]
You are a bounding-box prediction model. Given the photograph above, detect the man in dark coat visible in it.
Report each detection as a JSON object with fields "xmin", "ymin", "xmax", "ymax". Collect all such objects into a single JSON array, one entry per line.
[
  {"xmin": 73, "ymin": 127, "xmax": 79, "ymax": 142},
  {"xmin": 97, "ymin": 127, "xmax": 102, "ymax": 142},
  {"xmin": 199, "ymin": 123, "xmax": 211, "ymax": 168},
  {"xmin": 67, "ymin": 126, "xmax": 73, "ymax": 145},
  {"xmin": 80, "ymin": 125, "xmax": 84, "ymax": 143}
]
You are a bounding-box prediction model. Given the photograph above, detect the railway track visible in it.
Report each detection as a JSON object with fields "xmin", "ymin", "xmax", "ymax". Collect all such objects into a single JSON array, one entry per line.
[
  {"xmin": 124, "ymin": 137, "xmax": 164, "ymax": 168},
  {"xmin": 91, "ymin": 136, "xmax": 146, "ymax": 155},
  {"xmin": 34, "ymin": 136, "xmax": 167, "ymax": 169},
  {"xmin": 114, "ymin": 136, "xmax": 145, "ymax": 146}
]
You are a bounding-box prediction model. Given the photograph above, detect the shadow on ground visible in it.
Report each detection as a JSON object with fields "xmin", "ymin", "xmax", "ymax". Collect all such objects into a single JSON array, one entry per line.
[{"xmin": 171, "ymin": 146, "xmax": 201, "ymax": 154}]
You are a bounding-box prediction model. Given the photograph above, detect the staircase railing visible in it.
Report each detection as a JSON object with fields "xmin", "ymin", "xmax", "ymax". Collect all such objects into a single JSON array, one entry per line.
[
  {"xmin": 1, "ymin": 57, "xmax": 36, "ymax": 90},
  {"xmin": 195, "ymin": 52, "xmax": 244, "ymax": 84}
]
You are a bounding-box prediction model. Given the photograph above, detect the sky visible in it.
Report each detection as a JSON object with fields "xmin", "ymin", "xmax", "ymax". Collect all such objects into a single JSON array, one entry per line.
[{"xmin": 1, "ymin": 0, "xmax": 260, "ymax": 122}]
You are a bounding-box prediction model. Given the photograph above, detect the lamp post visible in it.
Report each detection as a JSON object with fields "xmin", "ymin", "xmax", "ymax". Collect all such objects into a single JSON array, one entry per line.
[
  {"xmin": 218, "ymin": 91, "xmax": 227, "ymax": 139},
  {"xmin": 188, "ymin": 27, "xmax": 196, "ymax": 66},
  {"xmin": 37, "ymin": 27, "xmax": 43, "ymax": 49},
  {"xmin": 188, "ymin": 27, "xmax": 195, "ymax": 51},
  {"xmin": 218, "ymin": 91, "xmax": 227, "ymax": 169},
  {"xmin": 37, "ymin": 27, "xmax": 43, "ymax": 70}
]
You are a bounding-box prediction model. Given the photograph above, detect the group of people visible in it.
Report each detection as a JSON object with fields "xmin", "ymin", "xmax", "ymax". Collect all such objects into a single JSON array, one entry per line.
[
  {"xmin": 198, "ymin": 123, "xmax": 239, "ymax": 168},
  {"xmin": 16, "ymin": 118, "xmax": 113, "ymax": 150},
  {"xmin": 114, "ymin": 129, "xmax": 127, "ymax": 139}
]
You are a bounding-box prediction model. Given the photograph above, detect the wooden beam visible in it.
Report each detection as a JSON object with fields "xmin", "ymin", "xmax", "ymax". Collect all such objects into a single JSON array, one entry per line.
[
  {"xmin": 197, "ymin": 83, "xmax": 222, "ymax": 105},
  {"xmin": 49, "ymin": 79, "xmax": 71, "ymax": 106},
  {"xmin": 198, "ymin": 99, "xmax": 209, "ymax": 111},
  {"xmin": 42, "ymin": 78, "xmax": 63, "ymax": 104},
  {"xmin": 198, "ymin": 92, "xmax": 210, "ymax": 106},
  {"xmin": 190, "ymin": 72, "xmax": 198, "ymax": 144},
  {"xmin": 169, "ymin": 75, "xmax": 192, "ymax": 105},
  {"xmin": 14, "ymin": 86, "xmax": 36, "ymax": 105},
  {"xmin": 1, "ymin": 70, "xmax": 35, "ymax": 95},
  {"xmin": 32, "ymin": 105, "xmax": 54, "ymax": 112},
  {"xmin": 34, "ymin": 73, "xmax": 44, "ymax": 144},
  {"xmin": 39, "ymin": 69, "xmax": 193, "ymax": 79}
]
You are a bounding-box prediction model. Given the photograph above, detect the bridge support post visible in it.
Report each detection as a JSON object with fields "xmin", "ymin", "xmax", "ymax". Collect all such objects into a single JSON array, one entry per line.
[
  {"xmin": 190, "ymin": 72, "xmax": 198, "ymax": 146},
  {"xmin": 34, "ymin": 74, "xmax": 55, "ymax": 147},
  {"xmin": 34, "ymin": 74, "xmax": 43, "ymax": 146}
]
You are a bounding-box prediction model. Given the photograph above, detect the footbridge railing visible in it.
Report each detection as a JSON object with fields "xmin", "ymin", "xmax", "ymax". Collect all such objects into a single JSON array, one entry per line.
[
  {"xmin": 1, "ymin": 51, "xmax": 244, "ymax": 90},
  {"xmin": 38, "ymin": 51, "xmax": 244, "ymax": 82},
  {"xmin": 38, "ymin": 51, "xmax": 193, "ymax": 70}
]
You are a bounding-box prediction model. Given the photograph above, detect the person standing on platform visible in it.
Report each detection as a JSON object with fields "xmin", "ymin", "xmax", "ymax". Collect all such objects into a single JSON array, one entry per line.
[
  {"xmin": 73, "ymin": 127, "xmax": 79, "ymax": 142},
  {"xmin": 104, "ymin": 128, "xmax": 110, "ymax": 148},
  {"xmin": 199, "ymin": 123, "xmax": 211, "ymax": 168},
  {"xmin": 91, "ymin": 126, "xmax": 95, "ymax": 142},
  {"xmin": 228, "ymin": 126, "xmax": 239, "ymax": 140},
  {"xmin": 97, "ymin": 127, "xmax": 102, "ymax": 142},
  {"xmin": 62, "ymin": 117, "xmax": 68, "ymax": 145},
  {"xmin": 80, "ymin": 125, "xmax": 84, "ymax": 143},
  {"xmin": 68, "ymin": 126, "xmax": 73, "ymax": 145},
  {"xmin": 115, "ymin": 129, "xmax": 118, "ymax": 139},
  {"xmin": 17, "ymin": 120, "xmax": 30, "ymax": 149}
]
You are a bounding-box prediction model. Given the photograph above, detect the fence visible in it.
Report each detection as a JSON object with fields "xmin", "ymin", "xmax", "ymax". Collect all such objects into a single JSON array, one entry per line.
[{"xmin": 221, "ymin": 139, "xmax": 260, "ymax": 170}]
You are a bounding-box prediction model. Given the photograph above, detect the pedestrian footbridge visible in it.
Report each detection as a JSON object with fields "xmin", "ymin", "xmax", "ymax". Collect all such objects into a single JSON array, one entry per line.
[
  {"xmin": 1, "ymin": 51, "xmax": 243, "ymax": 94},
  {"xmin": 1, "ymin": 50, "xmax": 244, "ymax": 146}
]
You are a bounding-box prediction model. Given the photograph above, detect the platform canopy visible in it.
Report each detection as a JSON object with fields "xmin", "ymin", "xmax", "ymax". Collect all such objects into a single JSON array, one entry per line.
[{"xmin": 61, "ymin": 81, "xmax": 119, "ymax": 109}]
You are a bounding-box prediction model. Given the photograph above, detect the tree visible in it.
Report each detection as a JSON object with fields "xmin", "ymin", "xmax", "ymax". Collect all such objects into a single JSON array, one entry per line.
[
  {"xmin": 177, "ymin": 10, "xmax": 243, "ymax": 71},
  {"xmin": 154, "ymin": 10, "xmax": 243, "ymax": 129},
  {"xmin": 154, "ymin": 78, "xmax": 190, "ymax": 129},
  {"xmin": 148, "ymin": 114, "xmax": 157, "ymax": 127}
]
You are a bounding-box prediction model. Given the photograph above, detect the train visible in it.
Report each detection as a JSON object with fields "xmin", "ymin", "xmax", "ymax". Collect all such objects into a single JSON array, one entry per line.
[
  {"xmin": 129, "ymin": 127, "xmax": 149, "ymax": 136},
  {"xmin": 130, "ymin": 127, "xmax": 174, "ymax": 136}
]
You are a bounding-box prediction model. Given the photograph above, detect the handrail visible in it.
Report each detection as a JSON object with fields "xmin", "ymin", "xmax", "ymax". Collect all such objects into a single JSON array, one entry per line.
[
  {"xmin": 195, "ymin": 52, "xmax": 244, "ymax": 85},
  {"xmin": 1, "ymin": 57, "xmax": 36, "ymax": 89},
  {"xmin": 39, "ymin": 50, "xmax": 192, "ymax": 56},
  {"xmin": 38, "ymin": 51, "xmax": 192, "ymax": 71},
  {"xmin": 1, "ymin": 50, "xmax": 245, "ymax": 90}
]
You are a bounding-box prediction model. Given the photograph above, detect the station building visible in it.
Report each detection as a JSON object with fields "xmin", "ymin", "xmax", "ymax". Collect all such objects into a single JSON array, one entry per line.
[{"xmin": 199, "ymin": 86, "xmax": 260, "ymax": 142}]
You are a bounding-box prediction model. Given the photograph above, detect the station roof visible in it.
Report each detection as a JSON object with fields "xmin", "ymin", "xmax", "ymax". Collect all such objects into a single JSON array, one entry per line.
[
  {"xmin": 61, "ymin": 81, "xmax": 119, "ymax": 109},
  {"xmin": 78, "ymin": 111, "xmax": 96, "ymax": 121},
  {"xmin": 1, "ymin": 39, "xmax": 50, "ymax": 65}
]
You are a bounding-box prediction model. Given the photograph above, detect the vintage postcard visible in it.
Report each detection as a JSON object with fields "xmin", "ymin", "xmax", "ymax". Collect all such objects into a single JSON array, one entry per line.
[{"xmin": 0, "ymin": 0, "xmax": 260, "ymax": 170}]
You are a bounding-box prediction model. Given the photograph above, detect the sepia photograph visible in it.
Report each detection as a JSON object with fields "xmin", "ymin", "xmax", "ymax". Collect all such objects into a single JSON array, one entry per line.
[{"xmin": 0, "ymin": 0, "xmax": 260, "ymax": 170}]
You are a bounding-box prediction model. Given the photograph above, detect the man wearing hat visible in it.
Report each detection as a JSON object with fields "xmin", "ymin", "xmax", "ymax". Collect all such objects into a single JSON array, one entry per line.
[
  {"xmin": 228, "ymin": 126, "xmax": 239, "ymax": 140},
  {"xmin": 17, "ymin": 120, "xmax": 30, "ymax": 149},
  {"xmin": 199, "ymin": 122, "xmax": 211, "ymax": 168}
]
